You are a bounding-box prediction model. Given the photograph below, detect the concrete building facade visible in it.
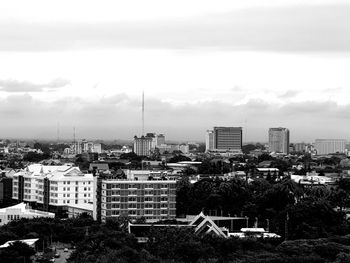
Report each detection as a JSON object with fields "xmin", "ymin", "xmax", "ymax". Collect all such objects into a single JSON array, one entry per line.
[
  {"xmin": 209, "ymin": 127, "xmax": 242, "ymax": 152},
  {"xmin": 268, "ymin": 127, "xmax": 290, "ymax": 154},
  {"xmin": 12, "ymin": 164, "xmax": 93, "ymax": 214},
  {"xmin": 314, "ymin": 139, "xmax": 346, "ymax": 155},
  {"xmin": 133, "ymin": 136, "xmax": 153, "ymax": 156},
  {"xmin": 93, "ymin": 177, "xmax": 176, "ymax": 222}
]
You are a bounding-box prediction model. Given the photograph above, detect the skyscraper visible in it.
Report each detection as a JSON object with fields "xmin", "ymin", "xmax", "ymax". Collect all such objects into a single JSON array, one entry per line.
[
  {"xmin": 206, "ymin": 127, "xmax": 242, "ymax": 152},
  {"xmin": 133, "ymin": 136, "xmax": 152, "ymax": 156},
  {"xmin": 268, "ymin": 128, "xmax": 290, "ymax": 154}
]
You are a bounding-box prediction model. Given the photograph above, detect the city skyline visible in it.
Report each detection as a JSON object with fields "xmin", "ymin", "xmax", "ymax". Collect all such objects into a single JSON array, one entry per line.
[{"xmin": 1, "ymin": 0, "xmax": 350, "ymax": 141}]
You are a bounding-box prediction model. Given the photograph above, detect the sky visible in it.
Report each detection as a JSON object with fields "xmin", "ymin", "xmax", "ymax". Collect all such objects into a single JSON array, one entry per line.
[{"xmin": 0, "ymin": 0, "xmax": 350, "ymax": 142}]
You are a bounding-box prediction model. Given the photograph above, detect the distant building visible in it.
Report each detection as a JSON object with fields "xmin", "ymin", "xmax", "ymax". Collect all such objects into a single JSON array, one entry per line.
[
  {"xmin": 206, "ymin": 127, "xmax": 242, "ymax": 152},
  {"xmin": 205, "ymin": 130, "xmax": 214, "ymax": 152},
  {"xmin": 133, "ymin": 136, "xmax": 153, "ymax": 156},
  {"xmin": 12, "ymin": 164, "xmax": 93, "ymax": 215},
  {"xmin": 68, "ymin": 140, "xmax": 102, "ymax": 155},
  {"xmin": 145, "ymin": 133, "xmax": 166, "ymax": 150},
  {"xmin": 214, "ymin": 127, "xmax": 242, "ymax": 151},
  {"xmin": 268, "ymin": 127, "xmax": 290, "ymax": 154},
  {"xmin": 0, "ymin": 203, "xmax": 54, "ymax": 226},
  {"xmin": 315, "ymin": 139, "xmax": 346, "ymax": 155},
  {"xmin": 294, "ymin": 142, "xmax": 306, "ymax": 152},
  {"xmin": 93, "ymin": 177, "xmax": 176, "ymax": 222}
]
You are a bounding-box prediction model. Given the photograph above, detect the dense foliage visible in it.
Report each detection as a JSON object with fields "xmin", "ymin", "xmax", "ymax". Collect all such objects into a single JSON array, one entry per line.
[{"xmin": 177, "ymin": 177, "xmax": 350, "ymax": 239}]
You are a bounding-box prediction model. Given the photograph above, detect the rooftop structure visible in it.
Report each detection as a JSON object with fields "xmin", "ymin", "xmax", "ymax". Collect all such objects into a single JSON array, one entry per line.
[
  {"xmin": 0, "ymin": 203, "xmax": 54, "ymax": 226},
  {"xmin": 0, "ymin": 238, "xmax": 39, "ymax": 249}
]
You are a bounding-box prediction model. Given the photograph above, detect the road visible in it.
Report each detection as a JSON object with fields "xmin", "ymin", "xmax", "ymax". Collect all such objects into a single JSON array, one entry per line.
[{"xmin": 53, "ymin": 248, "xmax": 73, "ymax": 263}]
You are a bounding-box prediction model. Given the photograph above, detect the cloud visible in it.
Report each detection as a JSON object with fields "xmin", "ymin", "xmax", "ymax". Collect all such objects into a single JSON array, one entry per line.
[
  {"xmin": 0, "ymin": 78, "xmax": 70, "ymax": 92},
  {"xmin": 278, "ymin": 90, "xmax": 299, "ymax": 99},
  {"xmin": 323, "ymin": 87, "xmax": 344, "ymax": 93},
  {"xmin": 0, "ymin": 4, "xmax": 349, "ymax": 52},
  {"xmin": 0, "ymin": 94, "xmax": 350, "ymax": 142}
]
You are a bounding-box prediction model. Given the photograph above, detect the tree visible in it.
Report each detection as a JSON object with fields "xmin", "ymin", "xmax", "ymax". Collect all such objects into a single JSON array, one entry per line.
[
  {"xmin": 168, "ymin": 154, "xmax": 191, "ymax": 163},
  {"xmin": 0, "ymin": 241, "xmax": 36, "ymax": 263}
]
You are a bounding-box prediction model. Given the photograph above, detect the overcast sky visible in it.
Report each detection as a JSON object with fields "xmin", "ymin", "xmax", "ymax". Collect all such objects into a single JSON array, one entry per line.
[{"xmin": 1, "ymin": 0, "xmax": 350, "ymax": 142}]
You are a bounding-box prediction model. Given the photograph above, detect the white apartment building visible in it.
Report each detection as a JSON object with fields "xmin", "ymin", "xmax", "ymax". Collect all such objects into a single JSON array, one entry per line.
[
  {"xmin": 12, "ymin": 164, "xmax": 93, "ymax": 212},
  {"xmin": 0, "ymin": 203, "xmax": 54, "ymax": 226},
  {"xmin": 314, "ymin": 139, "xmax": 346, "ymax": 155}
]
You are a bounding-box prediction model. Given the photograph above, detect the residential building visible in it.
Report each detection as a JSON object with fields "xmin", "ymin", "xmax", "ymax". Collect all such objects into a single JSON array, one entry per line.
[
  {"xmin": 268, "ymin": 127, "xmax": 290, "ymax": 154},
  {"xmin": 12, "ymin": 164, "xmax": 93, "ymax": 215},
  {"xmin": 213, "ymin": 127, "xmax": 242, "ymax": 151},
  {"xmin": 93, "ymin": 176, "xmax": 176, "ymax": 222},
  {"xmin": 133, "ymin": 136, "xmax": 152, "ymax": 156},
  {"xmin": 0, "ymin": 203, "xmax": 54, "ymax": 226},
  {"xmin": 315, "ymin": 139, "xmax": 346, "ymax": 155}
]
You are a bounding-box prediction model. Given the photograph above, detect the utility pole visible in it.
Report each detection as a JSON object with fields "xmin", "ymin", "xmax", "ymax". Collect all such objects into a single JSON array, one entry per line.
[
  {"xmin": 285, "ymin": 212, "xmax": 289, "ymax": 241},
  {"xmin": 266, "ymin": 219, "xmax": 270, "ymax": 232}
]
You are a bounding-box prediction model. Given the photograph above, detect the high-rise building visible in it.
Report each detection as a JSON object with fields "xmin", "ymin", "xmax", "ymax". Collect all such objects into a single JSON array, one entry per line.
[
  {"xmin": 133, "ymin": 136, "xmax": 152, "ymax": 156},
  {"xmin": 268, "ymin": 128, "xmax": 290, "ymax": 154},
  {"xmin": 314, "ymin": 139, "xmax": 346, "ymax": 155},
  {"xmin": 156, "ymin": 134, "xmax": 165, "ymax": 146},
  {"xmin": 205, "ymin": 130, "xmax": 214, "ymax": 152},
  {"xmin": 93, "ymin": 176, "xmax": 176, "ymax": 222},
  {"xmin": 212, "ymin": 127, "xmax": 242, "ymax": 151}
]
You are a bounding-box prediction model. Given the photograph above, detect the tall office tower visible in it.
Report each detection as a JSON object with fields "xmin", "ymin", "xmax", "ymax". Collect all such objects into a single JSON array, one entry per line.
[
  {"xmin": 205, "ymin": 130, "xmax": 214, "ymax": 152},
  {"xmin": 213, "ymin": 127, "xmax": 242, "ymax": 151},
  {"xmin": 93, "ymin": 176, "xmax": 176, "ymax": 222},
  {"xmin": 133, "ymin": 136, "xmax": 152, "ymax": 156},
  {"xmin": 268, "ymin": 128, "xmax": 290, "ymax": 154},
  {"xmin": 144, "ymin": 133, "xmax": 165, "ymax": 150},
  {"xmin": 314, "ymin": 139, "xmax": 346, "ymax": 155},
  {"xmin": 156, "ymin": 134, "xmax": 165, "ymax": 146}
]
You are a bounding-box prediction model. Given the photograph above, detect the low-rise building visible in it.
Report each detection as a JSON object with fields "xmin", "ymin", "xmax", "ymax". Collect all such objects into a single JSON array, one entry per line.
[{"xmin": 0, "ymin": 203, "xmax": 54, "ymax": 226}]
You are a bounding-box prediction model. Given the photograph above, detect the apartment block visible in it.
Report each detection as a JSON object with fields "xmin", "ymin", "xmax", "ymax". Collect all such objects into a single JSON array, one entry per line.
[
  {"xmin": 93, "ymin": 177, "xmax": 176, "ymax": 222},
  {"xmin": 12, "ymin": 164, "xmax": 93, "ymax": 214}
]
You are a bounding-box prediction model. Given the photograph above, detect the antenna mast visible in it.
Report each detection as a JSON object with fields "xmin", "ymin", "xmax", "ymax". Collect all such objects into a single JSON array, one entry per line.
[
  {"xmin": 57, "ymin": 122, "xmax": 60, "ymax": 143},
  {"xmin": 142, "ymin": 91, "xmax": 144, "ymax": 136}
]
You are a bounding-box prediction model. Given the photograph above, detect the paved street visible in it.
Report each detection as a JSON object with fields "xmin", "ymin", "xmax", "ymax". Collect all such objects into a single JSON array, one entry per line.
[{"xmin": 53, "ymin": 248, "xmax": 73, "ymax": 263}]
